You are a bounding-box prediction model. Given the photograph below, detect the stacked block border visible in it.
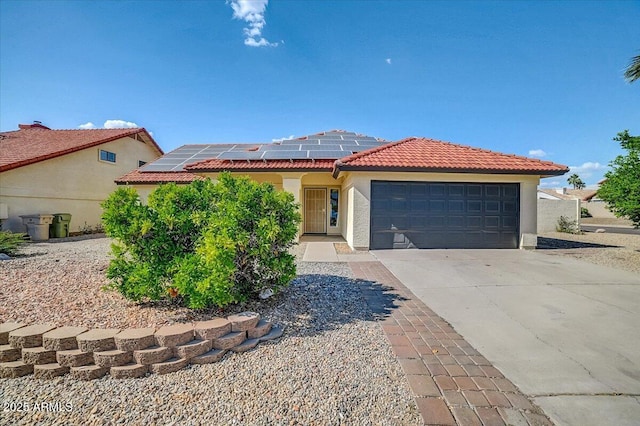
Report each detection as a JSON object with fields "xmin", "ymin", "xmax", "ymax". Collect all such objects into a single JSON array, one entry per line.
[{"xmin": 0, "ymin": 312, "xmax": 284, "ymax": 380}]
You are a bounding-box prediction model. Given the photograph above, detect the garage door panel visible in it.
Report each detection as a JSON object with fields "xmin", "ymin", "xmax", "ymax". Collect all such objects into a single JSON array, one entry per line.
[
  {"xmin": 370, "ymin": 181, "xmax": 520, "ymax": 249},
  {"xmin": 468, "ymin": 200, "xmax": 482, "ymax": 212},
  {"xmin": 484, "ymin": 216, "xmax": 500, "ymax": 228},
  {"xmin": 449, "ymin": 184, "xmax": 465, "ymax": 197},
  {"xmin": 430, "ymin": 200, "xmax": 446, "ymax": 211},
  {"xmin": 485, "ymin": 201, "xmax": 500, "ymax": 212},
  {"xmin": 448, "ymin": 200, "xmax": 464, "ymax": 212},
  {"xmin": 430, "ymin": 184, "xmax": 446, "ymax": 196},
  {"xmin": 467, "ymin": 185, "xmax": 482, "ymax": 197}
]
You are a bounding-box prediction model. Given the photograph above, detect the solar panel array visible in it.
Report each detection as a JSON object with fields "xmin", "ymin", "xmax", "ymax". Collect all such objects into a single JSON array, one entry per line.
[{"xmin": 141, "ymin": 131, "xmax": 387, "ymax": 172}]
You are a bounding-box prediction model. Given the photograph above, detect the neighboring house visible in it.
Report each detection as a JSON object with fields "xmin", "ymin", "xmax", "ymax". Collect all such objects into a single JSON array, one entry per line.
[
  {"xmin": 537, "ymin": 188, "xmax": 597, "ymax": 202},
  {"xmin": 116, "ymin": 130, "xmax": 568, "ymax": 250},
  {"xmin": 0, "ymin": 122, "xmax": 163, "ymax": 233}
]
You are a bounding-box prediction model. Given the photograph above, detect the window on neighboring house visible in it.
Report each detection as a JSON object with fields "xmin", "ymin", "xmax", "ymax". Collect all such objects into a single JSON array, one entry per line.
[
  {"xmin": 138, "ymin": 160, "xmax": 147, "ymax": 167},
  {"xmin": 330, "ymin": 189, "xmax": 339, "ymax": 227},
  {"xmin": 99, "ymin": 149, "xmax": 116, "ymax": 163}
]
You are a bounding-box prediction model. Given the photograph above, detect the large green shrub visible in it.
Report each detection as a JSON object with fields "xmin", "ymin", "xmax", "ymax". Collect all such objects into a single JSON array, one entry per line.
[{"xmin": 101, "ymin": 173, "xmax": 301, "ymax": 308}]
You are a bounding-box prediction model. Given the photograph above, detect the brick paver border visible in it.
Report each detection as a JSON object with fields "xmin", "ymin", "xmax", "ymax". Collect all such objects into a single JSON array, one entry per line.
[{"xmin": 350, "ymin": 261, "xmax": 554, "ymax": 426}]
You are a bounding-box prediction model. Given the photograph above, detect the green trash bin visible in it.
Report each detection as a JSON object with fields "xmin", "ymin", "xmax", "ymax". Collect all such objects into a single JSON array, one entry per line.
[{"xmin": 50, "ymin": 213, "xmax": 72, "ymax": 238}]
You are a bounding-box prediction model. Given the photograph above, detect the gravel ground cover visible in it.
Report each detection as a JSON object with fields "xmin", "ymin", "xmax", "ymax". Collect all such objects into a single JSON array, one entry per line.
[
  {"xmin": 538, "ymin": 231, "xmax": 640, "ymax": 274},
  {"xmin": 0, "ymin": 237, "xmax": 420, "ymax": 425}
]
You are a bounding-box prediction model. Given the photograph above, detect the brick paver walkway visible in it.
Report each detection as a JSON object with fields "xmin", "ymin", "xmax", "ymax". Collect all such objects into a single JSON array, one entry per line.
[{"xmin": 350, "ymin": 261, "xmax": 554, "ymax": 426}]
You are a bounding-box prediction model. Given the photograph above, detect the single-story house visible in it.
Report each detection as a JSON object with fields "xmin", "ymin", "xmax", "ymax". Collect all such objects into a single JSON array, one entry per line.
[
  {"xmin": 0, "ymin": 122, "xmax": 163, "ymax": 233},
  {"xmin": 116, "ymin": 130, "xmax": 568, "ymax": 250}
]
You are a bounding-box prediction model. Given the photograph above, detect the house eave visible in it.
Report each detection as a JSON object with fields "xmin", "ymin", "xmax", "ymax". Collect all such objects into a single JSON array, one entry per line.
[{"xmin": 332, "ymin": 165, "xmax": 569, "ymax": 179}]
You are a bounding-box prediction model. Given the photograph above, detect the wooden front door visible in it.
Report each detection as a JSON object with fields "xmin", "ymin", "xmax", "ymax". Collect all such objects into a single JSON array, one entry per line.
[{"xmin": 304, "ymin": 188, "xmax": 327, "ymax": 234}]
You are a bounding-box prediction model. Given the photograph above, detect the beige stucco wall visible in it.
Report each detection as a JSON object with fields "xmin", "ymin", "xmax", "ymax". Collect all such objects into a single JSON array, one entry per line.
[
  {"xmin": 340, "ymin": 171, "xmax": 540, "ymax": 249},
  {"xmin": 0, "ymin": 136, "xmax": 161, "ymax": 233},
  {"xmin": 537, "ymin": 199, "xmax": 580, "ymax": 233}
]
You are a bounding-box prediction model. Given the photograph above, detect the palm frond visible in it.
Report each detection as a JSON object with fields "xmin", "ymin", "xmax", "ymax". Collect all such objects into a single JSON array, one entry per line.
[{"xmin": 624, "ymin": 54, "xmax": 640, "ymax": 83}]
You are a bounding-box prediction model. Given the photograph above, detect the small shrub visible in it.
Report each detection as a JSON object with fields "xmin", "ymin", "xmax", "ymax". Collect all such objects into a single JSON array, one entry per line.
[
  {"xmin": 580, "ymin": 207, "xmax": 592, "ymax": 218},
  {"xmin": 101, "ymin": 173, "xmax": 301, "ymax": 309},
  {"xmin": 556, "ymin": 216, "xmax": 581, "ymax": 234},
  {"xmin": 0, "ymin": 231, "xmax": 28, "ymax": 255}
]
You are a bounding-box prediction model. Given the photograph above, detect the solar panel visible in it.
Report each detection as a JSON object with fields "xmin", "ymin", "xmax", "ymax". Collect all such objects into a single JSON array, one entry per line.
[
  {"xmin": 316, "ymin": 135, "xmax": 344, "ymax": 140},
  {"xmin": 301, "ymin": 144, "xmax": 347, "ymax": 151},
  {"xmin": 354, "ymin": 137, "xmax": 380, "ymax": 143},
  {"xmin": 262, "ymin": 150, "xmax": 308, "ymax": 160},
  {"xmin": 217, "ymin": 151, "xmax": 263, "ymax": 160},
  {"xmin": 317, "ymin": 140, "xmax": 345, "ymax": 145},
  {"xmin": 280, "ymin": 139, "xmax": 312, "ymax": 145},
  {"xmin": 260, "ymin": 145, "xmax": 302, "ymax": 151},
  {"xmin": 307, "ymin": 150, "xmax": 351, "ymax": 159}
]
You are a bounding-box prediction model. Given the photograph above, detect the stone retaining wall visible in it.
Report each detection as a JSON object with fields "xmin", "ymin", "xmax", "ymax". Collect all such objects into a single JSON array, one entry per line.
[{"xmin": 0, "ymin": 312, "xmax": 283, "ymax": 380}]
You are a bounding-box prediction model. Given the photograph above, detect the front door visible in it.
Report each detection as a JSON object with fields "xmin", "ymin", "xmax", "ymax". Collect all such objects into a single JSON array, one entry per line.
[{"xmin": 304, "ymin": 188, "xmax": 327, "ymax": 234}]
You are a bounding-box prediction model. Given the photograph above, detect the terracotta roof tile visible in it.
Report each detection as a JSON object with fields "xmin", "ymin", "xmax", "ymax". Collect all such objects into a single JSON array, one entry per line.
[
  {"xmin": 0, "ymin": 125, "xmax": 163, "ymax": 172},
  {"xmin": 334, "ymin": 137, "xmax": 569, "ymax": 176},
  {"xmin": 185, "ymin": 159, "xmax": 335, "ymax": 171},
  {"xmin": 115, "ymin": 170, "xmax": 204, "ymax": 184}
]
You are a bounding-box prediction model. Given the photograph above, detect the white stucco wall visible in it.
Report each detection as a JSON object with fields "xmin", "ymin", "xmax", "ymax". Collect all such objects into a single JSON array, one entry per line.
[
  {"xmin": 340, "ymin": 171, "xmax": 541, "ymax": 250},
  {"xmin": 0, "ymin": 136, "xmax": 161, "ymax": 233},
  {"xmin": 537, "ymin": 199, "xmax": 580, "ymax": 233}
]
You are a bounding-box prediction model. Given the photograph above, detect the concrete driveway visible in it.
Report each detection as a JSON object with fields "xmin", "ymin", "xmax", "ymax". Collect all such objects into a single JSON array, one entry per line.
[{"xmin": 373, "ymin": 249, "xmax": 640, "ymax": 426}]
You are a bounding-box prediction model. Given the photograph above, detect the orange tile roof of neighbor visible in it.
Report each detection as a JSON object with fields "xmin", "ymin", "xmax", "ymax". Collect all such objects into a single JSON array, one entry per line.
[
  {"xmin": 185, "ymin": 158, "xmax": 336, "ymax": 172},
  {"xmin": 115, "ymin": 170, "xmax": 205, "ymax": 184},
  {"xmin": 333, "ymin": 137, "xmax": 569, "ymax": 177},
  {"xmin": 0, "ymin": 123, "xmax": 163, "ymax": 172}
]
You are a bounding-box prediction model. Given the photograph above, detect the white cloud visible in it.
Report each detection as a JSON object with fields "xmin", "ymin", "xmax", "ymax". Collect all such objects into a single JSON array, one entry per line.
[
  {"xmin": 272, "ymin": 135, "xmax": 295, "ymax": 142},
  {"xmin": 385, "ymin": 58, "xmax": 392, "ymax": 64},
  {"xmin": 569, "ymin": 162, "xmax": 605, "ymax": 180},
  {"xmin": 103, "ymin": 119, "xmax": 138, "ymax": 129},
  {"xmin": 570, "ymin": 162, "xmax": 603, "ymax": 174},
  {"xmin": 539, "ymin": 180, "xmax": 561, "ymax": 188},
  {"xmin": 229, "ymin": 0, "xmax": 277, "ymax": 47},
  {"xmin": 528, "ymin": 149, "xmax": 546, "ymax": 157},
  {"xmin": 78, "ymin": 122, "xmax": 96, "ymax": 129}
]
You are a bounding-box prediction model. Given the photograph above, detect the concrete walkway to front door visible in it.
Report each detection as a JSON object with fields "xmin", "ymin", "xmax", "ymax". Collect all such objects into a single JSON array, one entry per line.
[
  {"xmin": 300, "ymin": 235, "xmax": 377, "ymax": 262},
  {"xmin": 373, "ymin": 249, "xmax": 640, "ymax": 426}
]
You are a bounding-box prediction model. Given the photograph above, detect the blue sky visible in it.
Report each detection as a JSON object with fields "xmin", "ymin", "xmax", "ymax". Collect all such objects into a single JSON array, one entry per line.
[{"xmin": 1, "ymin": 0, "xmax": 638, "ymax": 187}]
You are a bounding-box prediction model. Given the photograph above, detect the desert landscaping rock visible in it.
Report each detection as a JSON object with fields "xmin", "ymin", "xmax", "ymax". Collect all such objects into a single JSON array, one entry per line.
[
  {"xmin": 154, "ymin": 324, "xmax": 194, "ymax": 347},
  {"xmin": 0, "ymin": 360, "xmax": 34, "ymax": 378},
  {"xmin": 93, "ymin": 349, "xmax": 133, "ymax": 367},
  {"xmin": 133, "ymin": 346, "xmax": 173, "ymax": 365},
  {"xmin": 259, "ymin": 325, "xmax": 285, "ymax": 342},
  {"xmin": 190, "ymin": 348, "xmax": 227, "ymax": 364},
  {"xmin": 228, "ymin": 311, "xmax": 260, "ymax": 332},
  {"xmin": 0, "ymin": 238, "xmax": 421, "ymax": 425},
  {"xmin": 76, "ymin": 328, "xmax": 120, "ymax": 352},
  {"xmin": 42, "ymin": 326, "xmax": 87, "ymax": 351},
  {"xmin": 56, "ymin": 349, "xmax": 95, "ymax": 367},
  {"xmin": 110, "ymin": 363, "xmax": 148, "ymax": 379},
  {"xmin": 22, "ymin": 347, "xmax": 57, "ymax": 365},
  {"xmin": 194, "ymin": 318, "xmax": 231, "ymax": 340},
  {"xmin": 8, "ymin": 324, "xmax": 55, "ymax": 349},
  {"xmin": 212, "ymin": 331, "xmax": 246, "ymax": 350},
  {"xmin": 0, "ymin": 344, "xmax": 21, "ymax": 362},
  {"xmin": 0, "ymin": 322, "xmax": 24, "ymax": 344},
  {"xmin": 247, "ymin": 319, "xmax": 272, "ymax": 339},
  {"xmin": 173, "ymin": 339, "xmax": 212, "ymax": 359},
  {"xmin": 230, "ymin": 338, "xmax": 259, "ymax": 353},
  {"xmin": 33, "ymin": 363, "xmax": 69, "ymax": 379},
  {"xmin": 114, "ymin": 327, "xmax": 156, "ymax": 351},
  {"xmin": 70, "ymin": 364, "xmax": 109, "ymax": 380},
  {"xmin": 149, "ymin": 357, "xmax": 188, "ymax": 375}
]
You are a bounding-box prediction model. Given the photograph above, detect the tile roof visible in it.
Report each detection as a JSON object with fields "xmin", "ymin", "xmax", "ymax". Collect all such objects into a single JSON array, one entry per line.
[
  {"xmin": 334, "ymin": 137, "xmax": 569, "ymax": 177},
  {"xmin": 115, "ymin": 170, "xmax": 204, "ymax": 184},
  {"xmin": 0, "ymin": 124, "xmax": 163, "ymax": 172},
  {"xmin": 185, "ymin": 159, "xmax": 335, "ymax": 172}
]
